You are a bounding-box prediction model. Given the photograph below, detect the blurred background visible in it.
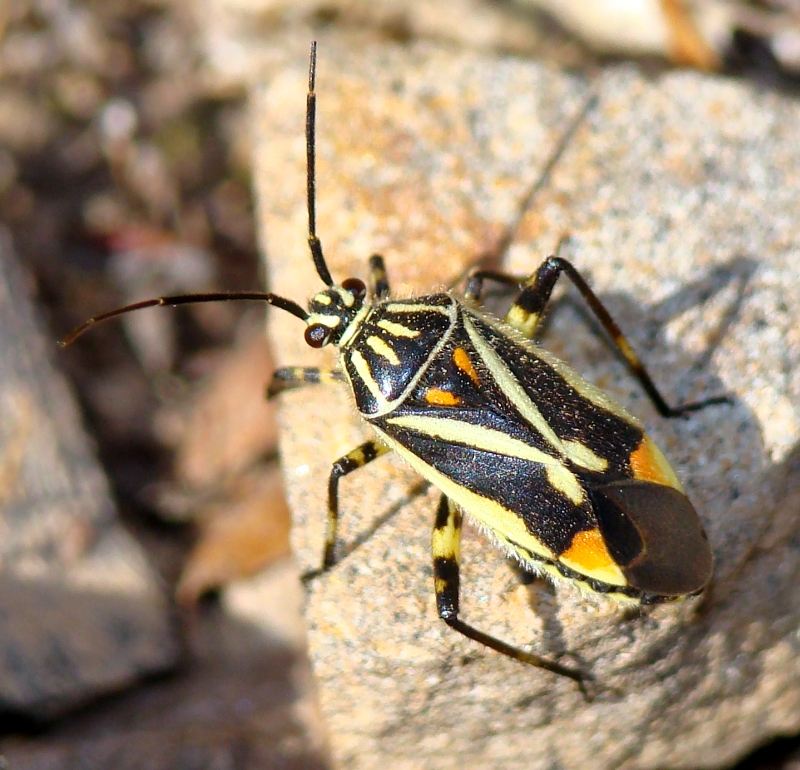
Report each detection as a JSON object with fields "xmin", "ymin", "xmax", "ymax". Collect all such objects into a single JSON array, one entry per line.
[{"xmin": 0, "ymin": 1, "xmax": 798, "ymax": 768}]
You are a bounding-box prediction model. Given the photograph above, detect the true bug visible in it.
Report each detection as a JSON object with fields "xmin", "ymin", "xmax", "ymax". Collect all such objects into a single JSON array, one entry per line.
[{"xmin": 63, "ymin": 43, "xmax": 728, "ymax": 692}]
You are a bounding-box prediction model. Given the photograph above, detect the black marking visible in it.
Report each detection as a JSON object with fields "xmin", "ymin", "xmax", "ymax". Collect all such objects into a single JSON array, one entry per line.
[
  {"xmin": 369, "ymin": 254, "xmax": 390, "ymax": 299},
  {"xmin": 514, "ymin": 289, "xmax": 542, "ymax": 314},
  {"xmin": 589, "ymin": 485, "xmax": 644, "ymax": 567},
  {"xmin": 361, "ymin": 441, "xmax": 379, "ymax": 463},
  {"xmin": 433, "ymin": 494, "xmax": 451, "ymax": 530},
  {"xmin": 333, "ymin": 457, "xmax": 358, "ymax": 476},
  {"xmin": 344, "ymin": 294, "xmax": 454, "ymax": 413},
  {"xmin": 434, "ymin": 556, "xmax": 460, "ymax": 584},
  {"xmin": 381, "ymin": 424, "xmax": 593, "ymax": 554},
  {"xmin": 466, "ymin": 312, "xmax": 644, "ymax": 455},
  {"xmin": 434, "ymin": 558, "xmax": 460, "ymax": 620}
]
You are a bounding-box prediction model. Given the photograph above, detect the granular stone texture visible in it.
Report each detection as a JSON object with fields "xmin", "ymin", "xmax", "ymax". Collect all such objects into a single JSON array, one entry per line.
[
  {"xmin": 0, "ymin": 235, "xmax": 179, "ymax": 719},
  {"xmin": 254, "ymin": 41, "xmax": 800, "ymax": 770}
]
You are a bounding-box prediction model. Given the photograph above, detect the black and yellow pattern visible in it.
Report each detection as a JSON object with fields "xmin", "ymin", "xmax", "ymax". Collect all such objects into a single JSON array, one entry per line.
[
  {"xmin": 63, "ymin": 43, "xmax": 726, "ymax": 690},
  {"xmin": 346, "ymin": 301, "xmax": 713, "ymax": 603}
]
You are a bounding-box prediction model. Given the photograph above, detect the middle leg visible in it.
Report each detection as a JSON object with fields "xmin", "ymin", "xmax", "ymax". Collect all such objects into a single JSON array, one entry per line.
[{"xmin": 324, "ymin": 439, "xmax": 390, "ymax": 569}]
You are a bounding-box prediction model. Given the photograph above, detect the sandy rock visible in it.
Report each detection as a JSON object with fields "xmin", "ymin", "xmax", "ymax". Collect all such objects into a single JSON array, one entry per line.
[
  {"xmin": 0, "ymin": 233, "xmax": 179, "ymax": 719},
  {"xmin": 254, "ymin": 42, "xmax": 800, "ymax": 769}
]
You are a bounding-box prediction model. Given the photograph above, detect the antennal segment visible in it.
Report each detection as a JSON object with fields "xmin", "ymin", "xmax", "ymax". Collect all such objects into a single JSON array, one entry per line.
[
  {"xmin": 59, "ymin": 291, "xmax": 309, "ymax": 347},
  {"xmin": 306, "ymin": 41, "xmax": 334, "ymax": 287}
]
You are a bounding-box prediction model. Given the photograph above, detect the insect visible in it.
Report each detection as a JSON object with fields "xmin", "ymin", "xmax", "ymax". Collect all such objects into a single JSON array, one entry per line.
[{"xmin": 62, "ymin": 42, "xmax": 728, "ymax": 693}]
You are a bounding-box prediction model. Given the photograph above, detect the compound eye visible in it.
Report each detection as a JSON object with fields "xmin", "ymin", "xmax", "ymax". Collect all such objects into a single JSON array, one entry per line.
[
  {"xmin": 342, "ymin": 277, "xmax": 366, "ymax": 300},
  {"xmin": 304, "ymin": 323, "xmax": 332, "ymax": 348}
]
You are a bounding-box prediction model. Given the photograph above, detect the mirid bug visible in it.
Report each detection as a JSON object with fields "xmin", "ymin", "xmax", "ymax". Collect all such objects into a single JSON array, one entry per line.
[{"xmin": 62, "ymin": 42, "xmax": 728, "ymax": 693}]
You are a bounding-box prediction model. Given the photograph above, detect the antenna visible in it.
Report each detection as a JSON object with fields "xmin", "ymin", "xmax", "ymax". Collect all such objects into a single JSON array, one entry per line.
[
  {"xmin": 59, "ymin": 46, "xmax": 335, "ymax": 348},
  {"xmin": 59, "ymin": 292, "xmax": 308, "ymax": 347},
  {"xmin": 306, "ymin": 41, "xmax": 334, "ymax": 287}
]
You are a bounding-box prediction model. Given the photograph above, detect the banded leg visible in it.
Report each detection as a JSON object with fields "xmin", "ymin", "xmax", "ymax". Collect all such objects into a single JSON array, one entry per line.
[
  {"xmin": 431, "ymin": 495, "xmax": 589, "ymax": 694},
  {"xmin": 463, "ymin": 236, "xmax": 572, "ymax": 307},
  {"xmin": 325, "ymin": 440, "xmax": 389, "ymax": 568},
  {"xmin": 368, "ymin": 254, "xmax": 390, "ymax": 299},
  {"xmin": 508, "ymin": 256, "xmax": 730, "ymax": 416},
  {"xmin": 464, "ymin": 268, "xmax": 525, "ymax": 303},
  {"xmin": 267, "ymin": 367, "xmax": 345, "ymax": 398}
]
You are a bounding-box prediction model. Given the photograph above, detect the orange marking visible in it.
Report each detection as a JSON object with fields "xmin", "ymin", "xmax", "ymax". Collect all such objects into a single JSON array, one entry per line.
[
  {"xmin": 629, "ymin": 435, "xmax": 683, "ymax": 491},
  {"xmin": 425, "ymin": 388, "xmax": 461, "ymax": 406},
  {"xmin": 561, "ymin": 529, "xmax": 618, "ymax": 574},
  {"xmin": 453, "ymin": 347, "xmax": 480, "ymax": 385}
]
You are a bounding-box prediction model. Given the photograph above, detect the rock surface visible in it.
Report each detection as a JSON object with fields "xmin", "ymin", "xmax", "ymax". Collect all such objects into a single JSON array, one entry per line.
[
  {"xmin": 254, "ymin": 40, "xmax": 800, "ymax": 769},
  {"xmin": 0, "ymin": 233, "xmax": 179, "ymax": 719}
]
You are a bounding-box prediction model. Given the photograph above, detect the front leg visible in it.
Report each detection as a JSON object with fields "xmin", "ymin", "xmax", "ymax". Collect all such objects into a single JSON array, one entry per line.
[
  {"xmin": 431, "ymin": 495, "xmax": 589, "ymax": 694},
  {"xmin": 267, "ymin": 366, "xmax": 345, "ymax": 398}
]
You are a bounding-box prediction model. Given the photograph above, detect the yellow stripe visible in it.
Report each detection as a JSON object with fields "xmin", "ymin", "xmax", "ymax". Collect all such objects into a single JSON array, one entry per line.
[
  {"xmin": 350, "ymin": 349, "xmax": 388, "ymax": 408},
  {"xmin": 431, "ymin": 508, "xmax": 460, "ymax": 562},
  {"xmin": 538, "ymin": 563, "xmax": 636, "ymax": 603},
  {"xmin": 319, "ymin": 370, "xmax": 344, "ymax": 385},
  {"xmin": 338, "ymin": 305, "xmax": 371, "ymax": 348},
  {"xmin": 463, "ymin": 314, "xmax": 564, "ymax": 454},
  {"xmin": 308, "ymin": 313, "xmax": 341, "ymax": 328},
  {"xmin": 348, "ymin": 302, "xmax": 457, "ymax": 418},
  {"xmin": 545, "ymin": 465, "xmax": 584, "ymax": 505},
  {"xmin": 386, "ymin": 303, "xmax": 450, "ymax": 315},
  {"xmin": 385, "ymin": 414, "xmax": 562, "ymax": 468},
  {"xmin": 476, "ymin": 306, "xmax": 640, "ymax": 426},
  {"xmin": 561, "ymin": 440, "xmax": 608, "ymax": 472},
  {"xmin": 376, "ymin": 319, "xmax": 420, "ymax": 338},
  {"xmin": 334, "ymin": 287, "xmax": 355, "ymax": 307},
  {"xmin": 374, "ymin": 428, "xmax": 554, "ymax": 560},
  {"xmin": 366, "ymin": 335, "xmax": 400, "ymax": 365}
]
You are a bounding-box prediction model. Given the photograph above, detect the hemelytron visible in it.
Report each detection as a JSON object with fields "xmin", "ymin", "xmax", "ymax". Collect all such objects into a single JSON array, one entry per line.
[{"xmin": 63, "ymin": 42, "xmax": 729, "ymax": 693}]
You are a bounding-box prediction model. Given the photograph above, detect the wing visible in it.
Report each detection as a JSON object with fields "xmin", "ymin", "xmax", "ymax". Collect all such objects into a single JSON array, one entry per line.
[{"xmin": 370, "ymin": 305, "xmax": 712, "ymax": 600}]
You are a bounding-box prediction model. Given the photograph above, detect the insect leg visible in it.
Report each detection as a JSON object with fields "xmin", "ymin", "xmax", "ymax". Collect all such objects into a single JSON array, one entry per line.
[
  {"xmin": 325, "ymin": 440, "xmax": 390, "ymax": 568},
  {"xmin": 368, "ymin": 254, "xmax": 390, "ymax": 299},
  {"xmin": 267, "ymin": 367, "xmax": 345, "ymax": 398},
  {"xmin": 463, "ymin": 268, "xmax": 525, "ymax": 303},
  {"xmin": 431, "ymin": 494, "xmax": 589, "ymax": 693},
  {"xmin": 508, "ymin": 256, "xmax": 730, "ymax": 417}
]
